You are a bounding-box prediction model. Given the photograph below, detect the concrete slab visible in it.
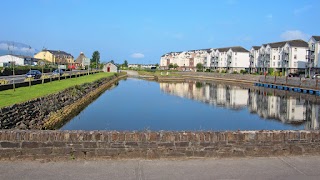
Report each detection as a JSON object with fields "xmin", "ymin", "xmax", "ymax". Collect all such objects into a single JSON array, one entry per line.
[{"xmin": 0, "ymin": 156, "xmax": 320, "ymax": 180}]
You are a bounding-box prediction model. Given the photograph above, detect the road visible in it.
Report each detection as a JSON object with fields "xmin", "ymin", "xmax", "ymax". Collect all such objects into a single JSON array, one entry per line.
[
  {"xmin": 0, "ymin": 156, "xmax": 320, "ymax": 180},
  {"xmin": 0, "ymin": 70, "xmax": 89, "ymax": 84}
]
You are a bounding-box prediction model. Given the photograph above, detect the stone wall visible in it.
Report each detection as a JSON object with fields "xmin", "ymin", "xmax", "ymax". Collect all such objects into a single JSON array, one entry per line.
[
  {"xmin": 176, "ymin": 72, "xmax": 262, "ymax": 82},
  {"xmin": 0, "ymin": 73, "xmax": 126, "ymax": 130},
  {"xmin": 0, "ymin": 130, "xmax": 319, "ymax": 160},
  {"xmin": 260, "ymin": 76, "xmax": 320, "ymax": 89}
]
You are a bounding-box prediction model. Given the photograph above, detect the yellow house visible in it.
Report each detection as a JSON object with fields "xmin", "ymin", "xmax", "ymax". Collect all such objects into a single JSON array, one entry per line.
[{"xmin": 34, "ymin": 49, "xmax": 74, "ymax": 64}]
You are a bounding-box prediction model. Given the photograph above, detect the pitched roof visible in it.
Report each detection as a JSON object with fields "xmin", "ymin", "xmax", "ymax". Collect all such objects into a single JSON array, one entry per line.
[
  {"xmin": 252, "ymin": 46, "xmax": 260, "ymax": 50},
  {"xmin": 287, "ymin": 39, "xmax": 308, "ymax": 47},
  {"xmin": 268, "ymin": 41, "xmax": 287, "ymax": 48},
  {"xmin": 312, "ymin": 36, "xmax": 320, "ymax": 41},
  {"xmin": 75, "ymin": 52, "xmax": 86, "ymax": 64},
  {"xmin": 44, "ymin": 49, "xmax": 73, "ymax": 57},
  {"xmin": 230, "ymin": 46, "xmax": 249, "ymax": 52},
  {"xmin": 217, "ymin": 47, "xmax": 231, "ymax": 52}
]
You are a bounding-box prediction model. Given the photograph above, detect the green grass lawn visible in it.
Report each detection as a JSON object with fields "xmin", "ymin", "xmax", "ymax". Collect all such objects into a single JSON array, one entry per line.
[{"xmin": 0, "ymin": 72, "xmax": 115, "ymax": 108}]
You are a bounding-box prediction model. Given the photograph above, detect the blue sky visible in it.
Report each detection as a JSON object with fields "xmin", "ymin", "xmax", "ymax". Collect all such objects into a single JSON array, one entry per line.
[{"xmin": 0, "ymin": 0, "xmax": 319, "ymax": 64}]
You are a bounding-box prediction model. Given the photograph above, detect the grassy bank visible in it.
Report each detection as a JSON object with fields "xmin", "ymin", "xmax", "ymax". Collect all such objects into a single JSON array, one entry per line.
[{"xmin": 0, "ymin": 72, "xmax": 115, "ymax": 108}]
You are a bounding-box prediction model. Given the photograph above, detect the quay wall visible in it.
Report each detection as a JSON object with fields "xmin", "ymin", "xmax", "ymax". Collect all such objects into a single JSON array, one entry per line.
[
  {"xmin": 0, "ymin": 130, "xmax": 320, "ymax": 160},
  {"xmin": 0, "ymin": 73, "xmax": 127, "ymax": 130}
]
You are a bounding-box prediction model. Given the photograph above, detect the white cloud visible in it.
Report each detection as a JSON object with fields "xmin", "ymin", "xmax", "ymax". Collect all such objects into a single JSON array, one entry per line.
[
  {"xmin": 0, "ymin": 43, "xmax": 35, "ymax": 53},
  {"xmin": 294, "ymin": 5, "xmax": 312, "ymax": 15},
  {"xmin": 130, "ymin": 53, "xmax": 145, "ymax": 59},
  {"xmin": 280, "ymin": 30, "xmax": 309, "ymax": 41}
]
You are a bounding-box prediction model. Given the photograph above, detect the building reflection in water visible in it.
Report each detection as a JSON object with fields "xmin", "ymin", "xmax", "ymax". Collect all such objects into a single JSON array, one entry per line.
[{"xmin": 159, "ymin": 81, "xmax": 320, "ymax": 130}]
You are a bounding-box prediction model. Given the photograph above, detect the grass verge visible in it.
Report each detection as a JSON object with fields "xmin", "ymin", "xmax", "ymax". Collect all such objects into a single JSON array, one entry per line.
[
  {"xmin": 0, "ymin": 72, "xmax": 115, "ymax": 108},
  {"xmin": 137, "ymin": 70, "xmax": 181, "ymax": 77}
]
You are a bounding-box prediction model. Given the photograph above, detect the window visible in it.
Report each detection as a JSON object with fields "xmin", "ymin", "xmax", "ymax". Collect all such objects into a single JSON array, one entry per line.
[
  {"xmin": 294, "ymin": 62, "xmax": 297, "ymax": 67},
  {"xmin": 273, "ymin": 62, "xmax": 275, "ymax": 66},
  {"xmin": 278, "ymin": 55, "xmax": 280, "ymax": 60},
  {"xmin": 235, "ymin": 52, "xmax": 237, "ymax": 55},
  {"xmin": 294, "ymin": 55, "xmax": 297, "ymax": 59},
  {"xmin": 273, "ymin": 56, "xmax": 275, "ymax": 60},
  {"xmin": 278, "ymin": 62, "xmax": 280, "ymax": 66}
]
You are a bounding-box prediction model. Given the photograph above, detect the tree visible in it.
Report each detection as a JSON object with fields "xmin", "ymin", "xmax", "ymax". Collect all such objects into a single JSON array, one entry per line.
[
  {"xmin": 90, "ymin": 51, "xmax": 100, "ymax": 64},
  {"xmin": 196, "ymin": 63, "xmax": 203, "ymax": 72},
  {"xmin": 168, "ymin": 63, "xmax": 174, "ymax": 69},
  {"xmin": 123, "ymin": 60, "xmax": 128, "ymax": 67},
  {"xmin": 110, "ymin": 60, "xmax": 115, "ymax": 64},
  {"xmin": 155, "ymin": 63, "xmax": 159, "ymax": 67},
  {"xmin": 90, "ymin": 51, "xmax": 100, "ymax": 69},
  {"xmin": 173, "ymin": 63, "xmax": 179, "ymax": 69}
]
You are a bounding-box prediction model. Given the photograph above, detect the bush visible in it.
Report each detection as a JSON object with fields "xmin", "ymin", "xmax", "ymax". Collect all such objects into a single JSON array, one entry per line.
[
  {"xmin": 240, "ymin": 69, "xmax": 246, "ymax": 74},
  {"xmin": 232, "ymin": 71, "xmax": 238, "ymax": 74}
]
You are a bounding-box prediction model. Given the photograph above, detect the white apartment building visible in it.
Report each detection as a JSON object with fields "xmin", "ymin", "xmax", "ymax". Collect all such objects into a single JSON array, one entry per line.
[
  {"xmin": 249, "ymin": 46, "xmax": 260, "ymax": 73},
  {"xmin": 226, "ymin": 47, "xmax": 250, "ymax": 72},
  {"xmin": 215, "ymin": 47, "xmax": 229, "ymax": 71},
  {"xmin": 306, "ymin": 36, "xmax": 320, "ymax": 75},
  {"xmin": 258, "ymin": 39, "xmax": 308, "ymax": 75},
  {"xmin": 160, "ymin": 46, "xmax": 249, "ymax": 72}
]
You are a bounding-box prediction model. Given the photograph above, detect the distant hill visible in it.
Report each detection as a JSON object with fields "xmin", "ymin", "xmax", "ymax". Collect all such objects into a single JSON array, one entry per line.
[{"xmin": 0, "ymin": 41, "xmax": 39, "ymax": 56}]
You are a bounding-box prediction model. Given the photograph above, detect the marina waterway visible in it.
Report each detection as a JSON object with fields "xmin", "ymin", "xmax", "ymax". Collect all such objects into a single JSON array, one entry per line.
[{"xmin": 61, "ymin": 78, "xmax": 320, "ymax": 131}]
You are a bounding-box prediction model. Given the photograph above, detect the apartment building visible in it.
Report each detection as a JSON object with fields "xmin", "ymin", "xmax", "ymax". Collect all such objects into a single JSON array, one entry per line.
[
  {"xmin": 249, "ymin": 46, "xmax": 260, "ymax": 73},
  {"xmin": 161, "ymin": 46, "xmax": 249, "ymax": 72},
  {"xmin": 257, "ymin": 40, "xmax": 308, "ymax": 75},
  {"xmin": 34, "ymin": 49, "xmax": 74, "ymax": 65},
  {"xmin": 306, "ymin": 36, "xmax": 320, "ymax": 75}
]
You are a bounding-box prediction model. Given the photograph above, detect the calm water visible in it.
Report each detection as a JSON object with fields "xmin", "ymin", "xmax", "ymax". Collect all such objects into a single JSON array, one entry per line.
[{"xmin": 61, "ymin": 78, "xmax": 320, "ymax": 131}]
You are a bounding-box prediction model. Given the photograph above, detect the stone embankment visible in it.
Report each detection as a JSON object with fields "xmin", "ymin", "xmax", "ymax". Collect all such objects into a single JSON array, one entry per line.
[
  {"xmin": 163, "ymin": 72, "xmax": 320, "ymax": 90},
  {"xmin": 0, "ymin": 130, "xmax": 319, "ymax": 160},
  {"xmin": 0, "ymin": 73, "xmax": 127, "ymax": 130}
]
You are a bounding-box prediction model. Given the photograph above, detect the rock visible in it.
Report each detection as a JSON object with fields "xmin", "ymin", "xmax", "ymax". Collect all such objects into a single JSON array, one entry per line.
[{"xmin": 19, "ymin": 123, "xmax": 27, "ymax": 129}]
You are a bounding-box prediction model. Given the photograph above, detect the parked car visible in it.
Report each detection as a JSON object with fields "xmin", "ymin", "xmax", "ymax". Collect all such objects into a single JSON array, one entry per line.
[
  {"xmin": 52, "ymin": 69, "xmax": 64, "ymax": 76},
  {"xmin": 25, "ymin": 70, "xmax": 42, "ymax": 79},
  {"xmin": 312, "ymin": 74, "xmax": 320, "ymax": 79},
  {"xmin": 287, "ymin": 73, "xmax": 300, "ymax": 77}
]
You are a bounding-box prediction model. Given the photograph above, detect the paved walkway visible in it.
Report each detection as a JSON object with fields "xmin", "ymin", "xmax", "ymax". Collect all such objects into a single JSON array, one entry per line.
[
  {"xmin": 1, "ymin": 156, "xmax": 320, "ymax": 180},
  {"xmin": 123, "ymin": 70, "xmax": 139, "ymax": 77}
]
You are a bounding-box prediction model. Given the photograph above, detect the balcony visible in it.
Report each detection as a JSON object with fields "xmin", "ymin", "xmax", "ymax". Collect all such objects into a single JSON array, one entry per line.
[
  {"xmin": 309, "ymin": 46, "xmax": 315, "ymax": 52},
  {"xmin": 306, "ymin": 54, "xmax": 315, "ymax": 60}
]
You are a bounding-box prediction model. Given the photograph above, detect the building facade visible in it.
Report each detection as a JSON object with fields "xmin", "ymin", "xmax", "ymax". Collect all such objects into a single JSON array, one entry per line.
[
  {"xmin": 34, "ymin": 49, "xmax": 74, "ymax": 65},
  {"xmin": 103, "ymin": 62, "xmax": 118, "ymax": 73},
  {"xmin": 306, "ymin": 36, "xmax": 320, "ymax": 75},
  {"xmin": 257, "ymin": 39, "xmax": 308, "ymax": 75},
  {"xmin": 0, "ymin": 55, "xmax": 39, "ymax": 67},
  {"xmin": 160, "ymin": 46, "xmax": 249, "ymax": 72}
]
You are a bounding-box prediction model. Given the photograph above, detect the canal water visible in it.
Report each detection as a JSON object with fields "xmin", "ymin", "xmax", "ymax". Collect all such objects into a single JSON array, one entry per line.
[{"xmin": 61, "ymin": 78, "xmax": 320, "ymax": 131}]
